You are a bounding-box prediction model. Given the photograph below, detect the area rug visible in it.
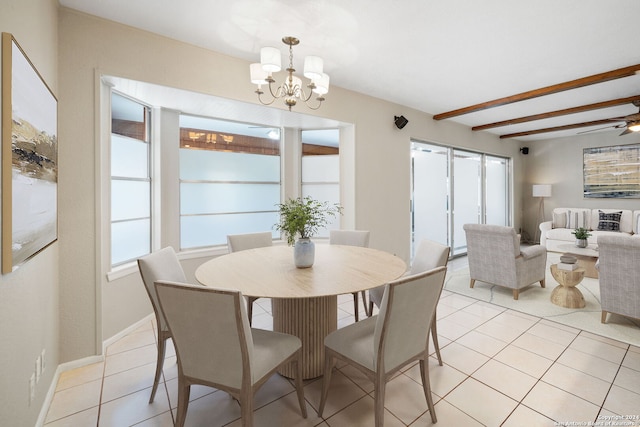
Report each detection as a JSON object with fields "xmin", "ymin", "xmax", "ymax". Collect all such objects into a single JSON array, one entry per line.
[{"xmin": 443, "ymin": 253, "xmax": 640, "ymax": 347}]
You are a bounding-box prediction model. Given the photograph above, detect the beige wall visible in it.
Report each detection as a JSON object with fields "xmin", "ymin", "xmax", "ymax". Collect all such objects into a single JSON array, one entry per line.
[
  {"xmin": 0, "ymin": 1, "xmax": 59, "ymax": 425},
  {"xmin": 523, "ymin": 131, "xmax": 640, "ymax": 239}
]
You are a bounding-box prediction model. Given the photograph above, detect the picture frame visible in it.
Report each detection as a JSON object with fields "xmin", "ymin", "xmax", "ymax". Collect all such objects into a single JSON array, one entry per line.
[
  {"xmin": 583, "ymin": 143, "xmax": 640, "ymax": 199},
  {"xmin": 2, "ymin": 33, "xmax": 58, "ymax": 273}
]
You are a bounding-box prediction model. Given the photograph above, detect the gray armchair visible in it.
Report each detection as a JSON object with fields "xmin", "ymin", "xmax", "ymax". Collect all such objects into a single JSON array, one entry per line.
[
  {"xmin": 463, "ymin": 224, "xmax": 547, "ymax": 300},
  {"xmin": 597, "ymin": 234, "xmax": 640, "ymax": 324}
]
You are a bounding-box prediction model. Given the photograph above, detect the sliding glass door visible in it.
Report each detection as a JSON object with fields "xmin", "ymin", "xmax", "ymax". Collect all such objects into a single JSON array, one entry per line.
[{"xmin": 411, "ymin": 141, "xmax": 510, "ymax": 257}]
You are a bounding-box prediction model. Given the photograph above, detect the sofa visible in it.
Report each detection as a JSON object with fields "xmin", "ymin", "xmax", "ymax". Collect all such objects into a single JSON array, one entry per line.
[{"xmin": 540, "ymin": 208, "xmax": 640, "ymax": 252}]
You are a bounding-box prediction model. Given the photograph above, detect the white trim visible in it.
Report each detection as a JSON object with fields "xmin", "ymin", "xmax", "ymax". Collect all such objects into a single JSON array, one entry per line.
[
  {"xmin": 35, "ymin": 354, "xmax": 105, "ymax": 427},
  {"xmin": 102, "ymin": 313, "xmax": 155, "ymax": 353}
]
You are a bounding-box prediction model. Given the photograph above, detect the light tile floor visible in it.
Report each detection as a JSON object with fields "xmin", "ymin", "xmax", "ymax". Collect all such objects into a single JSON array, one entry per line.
[{"xmin": 45, "ymin": 258, "xmax": 640, "ymax": 426}]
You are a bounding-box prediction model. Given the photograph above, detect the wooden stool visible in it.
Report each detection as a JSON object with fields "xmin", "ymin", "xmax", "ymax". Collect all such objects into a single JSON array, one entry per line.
[{"xmin": 550, "ymin": 264, "xmax": 586, "ymax": 308}]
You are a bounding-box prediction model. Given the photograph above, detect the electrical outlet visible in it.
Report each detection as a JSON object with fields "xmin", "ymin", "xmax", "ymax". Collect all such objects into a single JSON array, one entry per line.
[
  {"xmin": 36, "ymin": 356, "xmax": 41, "ymax": 384},
  {"xmin": 29, "ymin": 373, "xmax": 35, "ymax": 405}
]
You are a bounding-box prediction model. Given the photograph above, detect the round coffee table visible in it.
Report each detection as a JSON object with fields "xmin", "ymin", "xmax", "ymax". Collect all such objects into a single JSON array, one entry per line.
[{"xmin": 550, "ymin": 264, "xmax": 586, "ymax": 308}]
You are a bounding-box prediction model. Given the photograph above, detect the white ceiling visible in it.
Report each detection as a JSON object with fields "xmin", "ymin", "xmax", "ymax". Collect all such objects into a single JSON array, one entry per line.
[{"xmin": 61, "ymin": 0, "xmax": 640, "ymax": 141}]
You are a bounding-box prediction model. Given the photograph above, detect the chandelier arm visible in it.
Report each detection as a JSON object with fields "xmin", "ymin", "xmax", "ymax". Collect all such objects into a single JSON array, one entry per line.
[
  {"xmin": 256, "ymin": 90, "xmax": 277, "ymax": 106},
  {"xmin": 303, "ymin": 96, "xmax": 325, "ymax": 110}
]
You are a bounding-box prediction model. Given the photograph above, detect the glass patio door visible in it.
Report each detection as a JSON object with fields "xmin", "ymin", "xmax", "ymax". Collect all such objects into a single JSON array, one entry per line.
[{"xmin": 411, "ymin": 141, "xmax": 510, "ymax": 258}]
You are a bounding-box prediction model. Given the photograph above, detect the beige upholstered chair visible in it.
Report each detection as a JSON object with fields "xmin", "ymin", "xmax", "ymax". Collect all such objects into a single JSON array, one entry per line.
[
  {"xmin": 463, "ymin": 224, "xmax": 547, "ymax": 300},
  {"xmin": 329, "ymin": 230, "xmax": 371, "ymax": 321},
  {"xmin": 227, "ymin": 232, "xmax": 273, "ymax": 324},
  {"xmin": 319, "ymin": 266, "xmax": 447, "ymax": 426},
  {"xmin": 155, "ymin": 280, "xmax": 307, "ymax": 427},
  {"xmin": 369, "ymin": 239, "xmax": 450, "ymax": 365},
  {"xmin": 597, "ymin": 234, "xmax": 640, "ymax": 324},
  {"xmin": 137, "ymin": 247, "xmax": 188, "ymax": 403}
]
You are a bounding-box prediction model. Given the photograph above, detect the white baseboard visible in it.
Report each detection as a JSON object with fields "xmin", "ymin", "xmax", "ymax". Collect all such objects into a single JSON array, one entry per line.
[
  {"xmin": 37, "ymin": 313, "xmax": 155, "ymax": 426},
  {"xmin": 102, "ymin": 313, "xmax": 155, "ymax": 353}
]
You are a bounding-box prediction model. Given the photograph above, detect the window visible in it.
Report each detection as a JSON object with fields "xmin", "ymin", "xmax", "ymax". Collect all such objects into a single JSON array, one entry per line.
[
  {"xmin": 178, "ymin": 115, "xmax": 281, "ymax": 249},
  {"xmin": 301, "ymin": 129, "xmax": 341, "ymax": 236},
  {"xmin": 110, "ymin": 93, "xmax": 151, "ymax": 266},
  {"xmin": 411, "ymin": 141, "xmax": 511, "ymax": 257}
]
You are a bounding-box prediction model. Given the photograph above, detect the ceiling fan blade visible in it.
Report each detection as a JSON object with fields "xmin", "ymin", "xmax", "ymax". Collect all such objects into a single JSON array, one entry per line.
[
  {"xmin": 577, "ymin": 125, "xmax": 617, "ymax": 134},
  {"xmin": 619, "ymin": 128, "xmax": 633, "ymax": 136}
]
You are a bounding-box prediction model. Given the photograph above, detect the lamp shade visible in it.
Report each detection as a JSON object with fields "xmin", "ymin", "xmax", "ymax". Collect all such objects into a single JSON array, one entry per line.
[
  {"xmin": 303, "ymin": 56, "xmax": 323, "ymax": 80},
  {"xmin": 532, "ymin": 184, "xmax": 552, "ymax": 198},
  {"xmin": 260, "ymin": 46, "xmax": 281, "ymax": 73},
  {"xmin": 250, "ymin": 63, "xmax": 268, "ymax": 85},
  {"xmin": 312, "ymin": 73, "xmax": 330, "ymax": 95}
]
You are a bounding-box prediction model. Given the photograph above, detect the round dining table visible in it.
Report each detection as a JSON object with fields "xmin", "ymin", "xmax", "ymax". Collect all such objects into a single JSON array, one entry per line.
[{"xmin": 195, "ymin": 244, "xmax": 406, "ymax": 379}]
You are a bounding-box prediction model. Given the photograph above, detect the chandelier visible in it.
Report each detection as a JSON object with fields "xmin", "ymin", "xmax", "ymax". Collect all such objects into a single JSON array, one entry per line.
[{"xmin": 249, "ymin": 36, "xmax": 330, "ymax": 111}]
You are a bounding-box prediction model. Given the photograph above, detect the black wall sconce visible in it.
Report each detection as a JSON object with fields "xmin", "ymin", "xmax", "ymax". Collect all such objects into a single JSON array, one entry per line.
[
  {"xmin": 394, "ymin": 115, "xmax": 409, "ymax": 129},
  {"xmin": 520, "ymin": 147, "xmax": 529, "ymax": 155}
]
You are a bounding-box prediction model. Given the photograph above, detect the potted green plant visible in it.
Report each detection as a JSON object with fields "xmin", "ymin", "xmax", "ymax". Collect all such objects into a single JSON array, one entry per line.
[
  {"xmin": 572, "ymin": 227, "xmax": 592, "ymax": 248},
  {"xmin": 275, "ymin": 196, "xmax": 342, "ymax": 268}
]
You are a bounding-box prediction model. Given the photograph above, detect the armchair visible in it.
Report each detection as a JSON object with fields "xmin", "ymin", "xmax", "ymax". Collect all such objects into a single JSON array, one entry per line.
[
  {"xmin": 597, "ymin": 234, "xmax": 640, "ymax": 323},
  {"xmin": 463, "ymin": 224, "xmax": 547, "ymax": 300}
]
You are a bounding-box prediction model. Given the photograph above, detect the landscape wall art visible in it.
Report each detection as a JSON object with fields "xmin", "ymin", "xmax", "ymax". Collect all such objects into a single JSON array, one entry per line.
[
  {"xmin": 2, "ymin": 33, "xmax": 58, "ymax": 273},
  {"xmin": 583, "ymin": 143, "xmax": 640, "ymax": 199}
]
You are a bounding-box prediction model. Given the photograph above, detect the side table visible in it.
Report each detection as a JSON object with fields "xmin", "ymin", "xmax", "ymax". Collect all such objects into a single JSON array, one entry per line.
[{"xmin": 550, "ymin": 264, "xmax": 586, "ymax": 308}]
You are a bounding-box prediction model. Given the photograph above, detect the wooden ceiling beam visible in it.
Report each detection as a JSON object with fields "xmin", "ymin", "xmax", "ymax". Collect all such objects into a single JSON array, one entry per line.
[
  {"xmin": 433, "ymin": 64, "xmax": 640, "ymax": 121},
  {"xmin": 472, "ymin": 95, "xmax": 640, "ymax": 131},
  {"xmin": 499, "ymin": 118, "xmax": 624, "ymax": 139}
]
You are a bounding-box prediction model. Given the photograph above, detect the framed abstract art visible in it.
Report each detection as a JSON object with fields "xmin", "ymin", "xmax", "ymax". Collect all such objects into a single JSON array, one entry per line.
[{"xmin": 1, "ymin": 33, "xmax": 58, "ymax": 273}]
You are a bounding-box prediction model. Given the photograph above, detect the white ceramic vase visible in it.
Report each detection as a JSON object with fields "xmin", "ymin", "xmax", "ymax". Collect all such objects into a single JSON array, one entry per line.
[{"xmin": 294, "ymin": 238, "xmax": 315, "ymax": 268}]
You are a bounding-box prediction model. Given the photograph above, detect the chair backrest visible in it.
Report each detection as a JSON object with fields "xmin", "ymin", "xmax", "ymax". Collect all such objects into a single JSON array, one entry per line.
[
  {"xmin": 329, "ymin": 230, "xmax": 370, "ymax": 247},
  {"xmin": 227, "ymin": 232, "xmax": 273, "ymax": 253},
  {"xmin": 373, "ymin": 266, "xmax": 447, "ymax": 373},
  {"xmin": 154, "ymin": 281, "xmax": 252, "ymax": 390},
  {"xmin": 409, "ymin": 239, "xmax": 450, "ymax": 274},
  {"xmin": 137, "ymin": 247, "xmax": 188, "ymax": 332},
  {"xmin": 597, "ymin": 234, "xmax": 640, "ymax": 318}
]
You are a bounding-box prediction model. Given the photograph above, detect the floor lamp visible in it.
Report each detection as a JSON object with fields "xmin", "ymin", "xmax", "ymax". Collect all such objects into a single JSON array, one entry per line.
[{"xmin": 533, "ymin": 184, "xmax": 552, "ymax": 244}]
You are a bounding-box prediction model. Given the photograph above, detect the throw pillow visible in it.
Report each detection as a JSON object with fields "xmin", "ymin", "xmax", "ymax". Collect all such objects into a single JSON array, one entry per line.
[
  {"xmin": 566, "ymin": 209, "xmax": 588, "ymax": 229},
  {"xmin": 552, "ymin": 211, "xmax": 567, "ymax": 229},
  {"xmin": 597, "ymin": 210, "xmax": 622, "ymax": 232}
]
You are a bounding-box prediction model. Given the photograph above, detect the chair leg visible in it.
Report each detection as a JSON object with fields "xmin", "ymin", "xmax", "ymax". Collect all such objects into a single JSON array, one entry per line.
[
  {"xmin": 175, "ymin": 379, "xmax": 190, "ymax": 427},
  {"xmin": 368, "ymin": 300, "xmax": 375, "ymax": 317},
  {"xmin": 318, "ymin": 352, "xmax": 336, "ymax": 417},
  {"xmin": 247, "ymin": 296, "xmax": 256, "ymax": 326},
  {"xmin": 240, "ymin": 390, "xmax": 254, "ymax": 427},
  {"xmin": 430, "ymin": 314, "xmax": 443, "ymax": 366},
  {"xmin": 470, "ymin": 278, "xmax": 476, "ymax": 288},
  {"xmin": 419, "ymin": 358, "xmax": 437, "ymax": 424},
  {"xmin": 601, "ymin": 311, "xmax": 608, "ymax": 324},
  {"xmin": 361, "ymin": 291, "xmax": 371, "ymax": 317},
  {"xmin": 293, "ymin": 353, "xmax": 307, "ymax": 418},
  {"xmin": 374, "ymin": 373, "xmax": 386, "ymax": 427},
  {"xmin": 512, "ymin": 289, "xmax": 519, "ymax": 300},
  {"xmin": 353, "ymin": 292, "xmax": 360, "ymax": 322},
  {"xmin": 149, "ymin": 332, "xmax": 167, "ymax": 403}
]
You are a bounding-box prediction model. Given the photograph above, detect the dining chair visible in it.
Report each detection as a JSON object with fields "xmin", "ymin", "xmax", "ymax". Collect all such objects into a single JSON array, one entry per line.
[
  {"xmin": 227, "ymin": 231, "xmax": 273, "ymax": 324},
  {"xmin": 137, "ymin": 246, "xmax": 188, "ymax": 403},
  {"xmin": 154, "ymin": 280, "xmax": 307, "ymax": 427},
  {"xmin": 319, "ymin": 266, "xmax": 447, "ymax": 426},
  {"xmin": 329, "ymin": 230, "xmax": 371, "ymax": 321},
  {"xmin": 368, "ymin": 239, "xmax": 450, "ymax": 365}
]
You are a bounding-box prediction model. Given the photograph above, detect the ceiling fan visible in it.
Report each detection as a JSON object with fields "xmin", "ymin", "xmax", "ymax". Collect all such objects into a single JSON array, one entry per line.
[{"xmin": 580, "ymin": 100, "xmax": 640, "ymax": 136}]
